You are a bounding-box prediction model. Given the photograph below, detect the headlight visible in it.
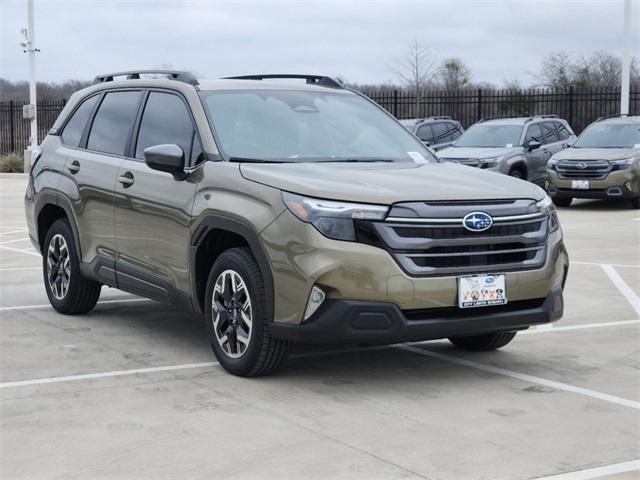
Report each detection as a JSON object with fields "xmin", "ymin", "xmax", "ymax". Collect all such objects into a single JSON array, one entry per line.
[
  {"xmin": 536, "ymin": 195, "xmax": 559, "ymax": 232},
  {"xmin": 480, "ymin": 156, "xmax": 504, "ymax": 168},
  {"xmin": 610, "ymin": 157, "xmax": 637, "ymax": 170},
  {"xmin": 547, "ymin": 158, "xmax": 559, "ymax": 170},
  {"xmin": 282, "ymin": 192, "xmax": 388, "ymax": 241}
]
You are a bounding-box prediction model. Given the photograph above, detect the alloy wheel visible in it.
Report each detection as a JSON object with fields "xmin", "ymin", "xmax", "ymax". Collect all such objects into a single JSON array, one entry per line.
[
  {"xmin": 211, "ymin": 269, "xmax": 253, "ymax": 358},
  {"xmin": 47, "ymin": 234, "xmax": 71, "ymax": 300}
]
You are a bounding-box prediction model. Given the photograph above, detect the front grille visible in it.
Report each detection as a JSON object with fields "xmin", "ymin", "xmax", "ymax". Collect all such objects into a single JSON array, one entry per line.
[
  {"xmin": 556, "ymin": 159, "xmax": 611, "ymax": 179},
  {"xmin": 357, "ymin": 199, "xmax": 549, "ymax": 277}
]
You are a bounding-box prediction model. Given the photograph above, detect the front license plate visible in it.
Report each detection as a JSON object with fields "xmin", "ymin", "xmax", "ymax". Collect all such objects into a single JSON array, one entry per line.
[
  {"xmin": 458, "ymin": 274, "xmax": 507, "ymax": 308},
  {"xmin": 572, "ymin": 180, "xmax": 590, "ymax": 190}
]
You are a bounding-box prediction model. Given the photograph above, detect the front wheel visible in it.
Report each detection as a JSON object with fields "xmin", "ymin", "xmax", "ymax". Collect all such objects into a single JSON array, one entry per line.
[
  {"xmin": 205, "ymin": 247, "xmax": 291, "ymax": 377},
  {"xmin": 43, "ymin": 219, "xmax": 101, "ymax": 314},
  {"xmin": 449, "ymin": 331, "xmax": 517, "ymax": 351},
  {"xmin": 508, "ymin": 168, "xmax": 525, "ymax": 180}
]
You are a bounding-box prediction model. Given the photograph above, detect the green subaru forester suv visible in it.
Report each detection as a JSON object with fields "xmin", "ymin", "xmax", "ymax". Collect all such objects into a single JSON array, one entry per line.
[{"xmin": 25, "ymin": 71, "xmax": 568, "ymax": 376}]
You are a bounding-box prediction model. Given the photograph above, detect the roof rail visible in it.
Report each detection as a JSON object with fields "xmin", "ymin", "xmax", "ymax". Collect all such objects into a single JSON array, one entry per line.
[
  {"xmin": 596, "ymin": 113, "xmax": 629, "ymax": 122},
  {"xmin": 223, "ymin": 74, "xmax": 343, "ymax": 89},
  {"xmin": 93, "ymin": 70, "xmax": 199, "ymax": 86},
  {"xmin": 417, "ymin": 116, "xmax": 453, "ymax": 123},
  {"xmin": 477, "ymin": 114, "xmax": 533, "ymax": 123}
]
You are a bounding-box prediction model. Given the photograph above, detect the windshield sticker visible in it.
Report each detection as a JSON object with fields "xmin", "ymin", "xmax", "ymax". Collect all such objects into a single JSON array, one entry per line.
[
  {"xmin": 505, "ymin": 143, "xmax": 513, "ymax": 148},
  {"xmin": 634, "ymin": 144, "xmax": 640, "ymax": 149},
  {"xmin": 407, "ymin": 151, "xmax": 426, "ymax": 162}
]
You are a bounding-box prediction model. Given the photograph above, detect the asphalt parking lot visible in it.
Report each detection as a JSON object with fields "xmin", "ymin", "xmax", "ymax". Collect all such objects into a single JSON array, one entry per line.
[{"xmin": 1, "ymin": 173, "xmax": 638, "ymax": 480}]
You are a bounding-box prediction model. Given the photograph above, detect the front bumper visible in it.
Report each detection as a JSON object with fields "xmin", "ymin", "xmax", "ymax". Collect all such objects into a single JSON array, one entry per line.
[
  {"xmin": 546, "ymin": 167, "xmax": 640, "ymax": 199},
  {"xmin": 269, "ymin": 286, "xmax": 564, "ymax": 344}
]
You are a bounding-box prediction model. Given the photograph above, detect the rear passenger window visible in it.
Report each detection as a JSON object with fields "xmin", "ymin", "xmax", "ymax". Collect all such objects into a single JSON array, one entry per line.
[
  {"xmin": 431, "ymin": 122, "xmax": 449, "ymax": 142},
  {"xmin": 61, "ymin": 95, "xmax": 99, "ymax": 147},
  {"xmin": 541, "ymin": 122, "xmax": 559, "ymax": 144},
  {"xmin": 524, "ymin": 124, "xmax": 543, "ymax": 144},
  {"xmin": 416, "ymin": 124, "xmax": 434, "ymax": 143},
  {"xmin": 87, "ymin": 91, "xmax": 142, "ymax": 156},
  {"xmin": 135, "ymin": 92, "xmax": 195, "ymax": 160}
]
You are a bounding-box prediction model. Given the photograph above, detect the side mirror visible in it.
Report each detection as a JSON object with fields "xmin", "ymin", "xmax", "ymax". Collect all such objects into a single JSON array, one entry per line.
[
  {"xmin": 144, "ymin": 144, "xmax": 186, "ymax": 179},
  {"xmin": 526, "ymin": 140, "xmax": 542, "ymax": 151}
]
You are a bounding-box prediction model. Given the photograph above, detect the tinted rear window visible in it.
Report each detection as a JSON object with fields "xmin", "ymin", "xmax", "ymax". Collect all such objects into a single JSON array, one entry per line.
[
  {"xmin": 61, "ymin": 95, "xmax": 99, "ymax": 147},
  {"xmin": 87, "ymin": 91, "xmax": 142, "ymax": 155}
]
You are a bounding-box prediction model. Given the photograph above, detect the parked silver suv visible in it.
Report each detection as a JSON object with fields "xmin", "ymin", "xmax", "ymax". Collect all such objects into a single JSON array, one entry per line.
[{"xmin": 437, "ymin": 116, "xmax": 576, "ymax": 185}]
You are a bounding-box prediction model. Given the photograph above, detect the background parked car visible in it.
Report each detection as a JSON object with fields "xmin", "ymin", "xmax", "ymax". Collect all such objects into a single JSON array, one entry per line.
[
  {"xmin": 399, "ymin": 117, "xmax": 464, "ymax": 151},
  {"xmin": 546, "ymin": 115, "xmax": 640, "ymax": 209},
  {"xmin": 437, "ymin": 115, "xmax": 576, "ymax": 185}
]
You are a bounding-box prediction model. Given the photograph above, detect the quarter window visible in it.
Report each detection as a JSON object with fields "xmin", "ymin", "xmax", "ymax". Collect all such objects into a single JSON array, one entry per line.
[
  {"xmin": 135, "ymin": 92, "xmax": 195, "ymax": 161},
  {"xmin": 87, "ymin": 91, "xmax": 142, "ymax": 156},
  {"xmin": 556, "ymin": 123, "xmax": 571, "ymax": 140},
  {"xmin": 61, "ymin": 95, "xmax": 99, "ymax": 147},
  {"xmin": 540, "ymin": 122, "xmax": 560, "ymax": 144},
  {"xmin": 431, "ymin": 122, "xmax": 449, "ymax": 142}
]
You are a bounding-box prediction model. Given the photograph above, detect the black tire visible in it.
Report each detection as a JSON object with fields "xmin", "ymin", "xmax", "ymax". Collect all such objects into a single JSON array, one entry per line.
[
  {"xmin": 449, "ymin": 331, "xmax": 517, "ymax": 351},
  {"xmin": 552, "ymin": 196, "xmax": 572, "ymax": 207},
  {"xmin": 631, "ymin": 197, "xmax": 640, "ymax": 209},
  {"xmin": 508, "ymin": 168, "xmax": 525, "ymax": 180},
  {"xmin": 42, "ymin": 219, "xmax": 101, "ymax": 314},
  {"xmin": 204, "ymin": 247, "xmax": 291, "ymax": 377}
]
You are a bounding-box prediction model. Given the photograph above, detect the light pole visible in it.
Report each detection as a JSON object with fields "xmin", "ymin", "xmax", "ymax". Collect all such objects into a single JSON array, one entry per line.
[
  {"xmin": 21, "ymin": 0, "xmax": 39, "ymax": 146},
  {"xmin": 620, "ymin": 0, "xmax": 631, "ymax": 115}
]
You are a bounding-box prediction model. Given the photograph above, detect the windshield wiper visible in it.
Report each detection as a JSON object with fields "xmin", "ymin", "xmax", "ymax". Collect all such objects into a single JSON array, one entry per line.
[{"xmin": 228, "ymin": 156, "xmax": 294, "ymax": 163}]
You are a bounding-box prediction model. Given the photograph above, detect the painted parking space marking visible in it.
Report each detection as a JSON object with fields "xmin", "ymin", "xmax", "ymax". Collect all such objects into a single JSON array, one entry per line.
[
  {"xmin": 522, "ymin": 318, "xmax": 640, "ymax": 333},
  {"xmin": 572, "ymin": 260, "xmax": 640, "ymax": 268},
  {"xmin": 0, "ymin": 266, "xmax": 41, "ymax": 272},
  {"xmin": 0, "ymin": 297, "xmax": 150, "ymax": 312},
  {"xmin": 0, "ymin": 237, "xmax": 31, "ymax": 245},
  {"xmin": 601, "ymin": 264, "xmax": 640, "ymax": 316},
  {"xmin": 396, "ymin": 344, "xmax": 640, "ymax": 410},
  {"xmin": 0, "ymin": 244, "xmax": 39, "ymax": 257},
  {"xmin": 534, "ymin": 459, "xmax": 640, "ymax": 480},
  {"xmin": 0, "ymin": 229, "xmax": 28, "ymax": 236}
]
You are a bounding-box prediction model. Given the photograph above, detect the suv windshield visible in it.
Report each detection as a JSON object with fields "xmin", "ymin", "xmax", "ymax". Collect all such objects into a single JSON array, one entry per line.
[
  {"xmin": 454, "ymin": 124, "xmax": 522, "ymax": 148},
  {"xmin": 573, "ymin": 123, "xmax": 640, "ymax": 148},
  {"xmin": 200, "ymin": 90, "xmax": 436, "ymax": 163}
]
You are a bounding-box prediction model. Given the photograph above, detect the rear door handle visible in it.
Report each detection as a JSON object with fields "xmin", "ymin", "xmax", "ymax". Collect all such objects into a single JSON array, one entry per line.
[
  {"xmin": 66, "ymin": 160, "xmax": 80, "ymax": 174},
  {"xmin": 118, "ymin": 172, "xmax": 135, "ymax": 187}
]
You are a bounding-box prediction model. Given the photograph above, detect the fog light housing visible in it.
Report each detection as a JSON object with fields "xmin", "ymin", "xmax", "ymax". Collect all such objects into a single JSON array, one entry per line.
[{"xmin": 304, "ymin": 286, "xmax": 326, "ymax": 320}]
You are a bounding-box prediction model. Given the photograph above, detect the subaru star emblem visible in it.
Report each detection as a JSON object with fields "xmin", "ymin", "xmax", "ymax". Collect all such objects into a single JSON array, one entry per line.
[
  {"xmin": 462, "ymin": 212, "xmax": 493, "ymax": 232},
  {"xmin": 576, "ymin": 162, "xmax": 588, "ymax": 169}
]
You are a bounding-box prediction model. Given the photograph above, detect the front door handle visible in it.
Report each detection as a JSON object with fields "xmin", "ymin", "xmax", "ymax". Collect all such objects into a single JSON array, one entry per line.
[
  {"xmin": 118, "ymin": 172, "xmax": 135, "ymax": 188},
  {"xmin": 66, "ymin": 160, "xmax": 80, "ymax": 174}
]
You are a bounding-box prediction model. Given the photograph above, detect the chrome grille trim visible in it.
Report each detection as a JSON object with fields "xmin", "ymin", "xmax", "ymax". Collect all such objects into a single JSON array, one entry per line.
[
  {"xmin": 556, "ymin": 159, "xmax": 611, "ymax": 180},
  {"xmin": 367, "ymin": 200, "xmax": 549, "ymax": 277}
]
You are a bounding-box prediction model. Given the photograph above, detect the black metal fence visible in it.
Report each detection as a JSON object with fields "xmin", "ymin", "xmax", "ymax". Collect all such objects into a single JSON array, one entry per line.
[{"xmin": 1, "ymin": 87, "xmax": 639, "ymax": 155}]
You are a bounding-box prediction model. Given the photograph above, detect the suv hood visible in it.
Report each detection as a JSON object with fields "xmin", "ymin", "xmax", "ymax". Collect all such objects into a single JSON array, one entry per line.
[
  {"xmin": 240, "ymin": 162, "xmax": 545, "ymax": 204},
  {"xmin": 551, "ymin": 147, "xmax": 640, "ymax": 161},
  {"xmin": 437, "ymin": 146, "xmax": 519, "ymax": 160}
]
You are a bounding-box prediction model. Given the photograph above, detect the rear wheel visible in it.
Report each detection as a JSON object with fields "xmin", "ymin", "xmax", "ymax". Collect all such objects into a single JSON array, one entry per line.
[
  {"xmin": 205, "ymin": 247, "xmax": 291, "ymax": 377},
  {"xmin": 552, "ymin": 196, "xmax": 572, "ymax": 207},
  {"xmin": 508, "ymin": 168, "xmax": 525, "ymax": 180},
  {"xmin": 449, "ymin": 331, "xmax": 517, "ymax": 351},
  {"xmin": 43, "ymin": 219, "xmax": 101, "ymax": 314}
]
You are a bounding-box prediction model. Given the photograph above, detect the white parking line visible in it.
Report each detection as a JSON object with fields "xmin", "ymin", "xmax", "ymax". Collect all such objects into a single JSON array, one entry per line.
[
  {"xmin": 0, "ymin": 362, "xmax": 218, "ymax": 389},
  {"xmin": 0, "ymin": 244, "xmax": 39, "ymax": 257},
  {"xmin": 522, "ymin": 319, "xmax": 640, "ymax": 333},
  {"xmin": 601, "ymin": 264, "xmax": 640, "ymax": 317},
  {"xmin": 535, "ymin": 459, "xmax": 640, "ymax": 480},
  {"xmin": 0, "ymin": 229, "xmax": 27, "ymax": 236},
  {"xmin": 396, "ymin": 344, "xmax": 640, "ymax": 410},
  {"xmin": 0, "ymin": 237, "xmax": 30, "ymax": 245},
  {"xmin": 0, "ymin": 298, "xmax": 151, "ymax": 312},
  {"xmin": 0, "ymin": 266, "xmax": 41, "ymax": 272},
  {"xmin": 573, "ymin": 260, "xmax": 640, "ymax": 268}
]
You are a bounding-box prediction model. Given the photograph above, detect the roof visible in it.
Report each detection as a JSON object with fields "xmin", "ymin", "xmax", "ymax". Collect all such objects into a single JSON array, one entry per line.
[
  {"xmin": 479, "ymin": 117, "xmax": 562, "ymax": 126},
  {"xmin": 598, "ymin": 115, "xmax": 640, "ymax": 125}
]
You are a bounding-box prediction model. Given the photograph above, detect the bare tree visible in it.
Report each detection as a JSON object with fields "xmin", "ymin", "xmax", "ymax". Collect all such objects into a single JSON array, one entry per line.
[
  {"xmin": 389, "ymin": 39, "xmax": 437, "ymax": 112},
  {"xmin": 437, "ymin": 57, "xmax": 471, "ymax": 90}
]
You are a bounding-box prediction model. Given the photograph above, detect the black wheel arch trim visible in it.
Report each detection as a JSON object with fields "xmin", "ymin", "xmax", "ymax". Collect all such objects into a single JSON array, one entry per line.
[
  {"xmin": 35, "ymin": 192, "xmax": 82, "ymax": 259},
  {"xmin": 189, "ymin": 214, "xmax": 274, "ymax": 316}
]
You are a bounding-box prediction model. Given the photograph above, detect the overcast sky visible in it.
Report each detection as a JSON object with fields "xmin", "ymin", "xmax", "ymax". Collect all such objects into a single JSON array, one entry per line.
[{"xmin": 1, "ymin": 0, "xmax": 638, "ymax": 86}]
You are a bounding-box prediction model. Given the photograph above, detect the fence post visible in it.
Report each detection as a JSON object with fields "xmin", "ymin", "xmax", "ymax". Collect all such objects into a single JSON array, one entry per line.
[
  {"xmin": 477, "ymin": 89, "xmax": 483, "ymax": 122},
  {"xmin": 393, "ymin": 89, "xmax": 398, "ymax": 118},
  {"xmin": 10, "ymin": 100, "xmax": 15, "ymax": 153},
  {"xmin": 568, "ymin": 86, "xmax": 574, "ymax": 128}
]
